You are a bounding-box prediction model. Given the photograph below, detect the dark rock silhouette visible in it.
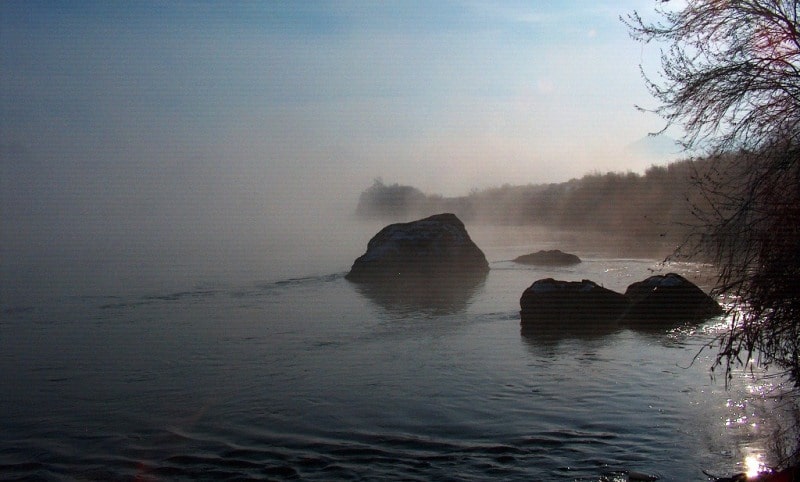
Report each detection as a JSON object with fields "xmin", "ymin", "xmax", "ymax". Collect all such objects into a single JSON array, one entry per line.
[
  {"xmin": 623, "ymin": 272, "xmax": 723, "ymax": 325},
  {"xmin": 513, "ymin": 249, "xmax": 581, "ymax": 266},
  {"xmin": 519, "ymin": 278, "xmax": 629, "ymax": 327},
  {"xmin": 519, "ymin": 273, "xmax": 723, "ymax": 334},
  {"xmin": 346, "ymin": 213, "xmax": 489, "ymax": 282}
]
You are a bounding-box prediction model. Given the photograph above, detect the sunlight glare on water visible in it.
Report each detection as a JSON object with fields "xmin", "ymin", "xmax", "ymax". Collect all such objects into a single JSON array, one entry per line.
[{"xmin": 745, "ymin": 453, "xmax": 767, "ymax": 478}]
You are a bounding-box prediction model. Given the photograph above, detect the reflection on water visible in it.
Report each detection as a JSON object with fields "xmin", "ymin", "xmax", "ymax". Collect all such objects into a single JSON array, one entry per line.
[
  {"xmin": 677, "ymin": 310, "xmax": 797, "ymax": 478},
  {"xmin": 520, "ymin": 321, "xmax": 622, "ymax": 349},
  {"xmin": 349, "ymin": 273, "xmax": 486, "ymax": 316}
]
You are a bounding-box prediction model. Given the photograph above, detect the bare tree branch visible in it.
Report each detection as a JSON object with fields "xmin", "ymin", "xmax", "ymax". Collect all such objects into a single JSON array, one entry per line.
[{"xmin": 626, "ymin": 0, "xmax": 800, "ymax": 466}]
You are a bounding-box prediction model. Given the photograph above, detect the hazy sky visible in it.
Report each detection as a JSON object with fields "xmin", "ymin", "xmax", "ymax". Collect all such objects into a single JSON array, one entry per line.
[{"xmin": 1, "ymin": 1, "xmax": 674, "ymax": 293}]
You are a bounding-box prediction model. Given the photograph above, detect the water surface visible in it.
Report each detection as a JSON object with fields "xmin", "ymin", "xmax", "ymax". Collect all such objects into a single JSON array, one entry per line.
[{"xmin": 0, "ymin": 225, "xmax": 785, "ymax": 480}]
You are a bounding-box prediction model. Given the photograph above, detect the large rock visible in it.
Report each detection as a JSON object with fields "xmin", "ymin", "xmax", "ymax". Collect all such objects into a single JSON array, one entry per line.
[
  {"xmin": 623, "ymin": 273, "xmax": 723, "ymax": 324},
  {"xmin": 513, "ymin": 249, "xmax": 581, "ymax": 266},
  {"xmin": 519, "ymin": 278, "xmax": 629, "ymax": 326},
  {"xmin": 519, "ymin": 273, "xmax": 724, "ymax": 334},
  {"xmin": 346, "ymin": 213, "xmax": 490, "ymax": 282}
]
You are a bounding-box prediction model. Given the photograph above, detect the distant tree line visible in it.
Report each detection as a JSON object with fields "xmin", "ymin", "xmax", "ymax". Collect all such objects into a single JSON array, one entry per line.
[
  {"xmin": 355, "ymin": 178, "xmax": 427, "ymax": 219},
  {"xmin": 355, "ymin": 158, "xmax": 716, "ymax": 242}
]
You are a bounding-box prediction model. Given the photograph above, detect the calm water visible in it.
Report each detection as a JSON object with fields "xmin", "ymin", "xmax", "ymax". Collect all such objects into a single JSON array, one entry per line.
[{"xmin": 0, "ymin": 225, "xmax": 788, "ymax": 481}]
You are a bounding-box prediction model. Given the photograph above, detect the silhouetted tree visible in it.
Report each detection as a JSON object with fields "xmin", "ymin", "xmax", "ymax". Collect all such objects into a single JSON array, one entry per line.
[{"xmin": 627, "ymin": 0, "xmax": 800, "ymax": 466}]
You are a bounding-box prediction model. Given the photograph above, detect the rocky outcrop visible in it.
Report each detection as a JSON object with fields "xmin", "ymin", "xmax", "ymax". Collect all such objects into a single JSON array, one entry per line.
[
  {"xmin": 519, "ymin": 278, "xmax": 629, "ymax": 325},
  {"xmin": 623, "ymin": 273, "xmax": 723, "ymax": 324},
  {"xmin": 519, "ymin": 273, "xmax": 723, "ymax": 330},
  {"xmin": 346, "ymin": 213, "xmax": 490, "ymax": 282},
  {"xmin": 513, "ymin": 249, "xmax": 581, "ymax": 266}
]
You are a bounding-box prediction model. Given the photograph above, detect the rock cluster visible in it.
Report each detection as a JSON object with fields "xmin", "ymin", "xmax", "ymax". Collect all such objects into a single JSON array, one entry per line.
[
  {"xmin": 345, "ymin": 215, "xmax": 723, "ymax": 330},
  {"xmin": 520, "ymin": 273, "xmax": 722, "ymax": 327}
]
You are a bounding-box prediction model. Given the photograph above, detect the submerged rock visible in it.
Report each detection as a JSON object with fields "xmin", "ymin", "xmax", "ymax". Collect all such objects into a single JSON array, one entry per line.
[
  {"xmin": 519, "ymin": 278, "xmax": 629, "ymax": 326},
  {"xmin": 513, "ymin": 249, "xmax": 581, "ymax": 266},
  {"xmin": 623, "ymin": 273, "xmax": 723, "ymax": 325},
  {"xmin": 345, "ymin": 213, "xmax": 489, "ymax": 282}
]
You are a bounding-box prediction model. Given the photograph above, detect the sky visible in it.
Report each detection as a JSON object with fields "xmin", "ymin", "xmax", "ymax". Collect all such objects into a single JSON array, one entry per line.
[{"xmin": 0, "ymin": 1, "xmax": 676, "ymax": 295}]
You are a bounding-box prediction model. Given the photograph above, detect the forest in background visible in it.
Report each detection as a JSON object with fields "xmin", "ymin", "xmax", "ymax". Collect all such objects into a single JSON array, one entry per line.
[{"xmin": 355, "ymin": 157, "xmax": 716, "ymax": 246}]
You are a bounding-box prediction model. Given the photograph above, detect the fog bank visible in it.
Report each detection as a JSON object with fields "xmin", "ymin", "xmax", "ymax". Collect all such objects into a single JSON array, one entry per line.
[
  {"xmin": 0, "ymin": 139, "xmax": 380, "ymax": 303},
  {"xmin": 1, "ymin": 2, "xmax": 672, "ymax": 304}
]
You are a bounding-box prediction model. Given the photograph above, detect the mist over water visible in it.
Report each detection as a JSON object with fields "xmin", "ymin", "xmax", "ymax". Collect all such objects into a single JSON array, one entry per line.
[
  {"xmin": 0, "ymin": 0, "xmax": 673, "ymax": 308},
  {"xmin": 1, "ymin": 157, "xmax": 373, "ymax": 305},
  {"xmin": 2, "ymin": 5, "xmax": 788, "ymax": 478},
  {"xmin": 0, "ymin": 185, "xmax": 682, "ymax": 308},
  {"xmin": 0, "ymin": 137, "xmax": 783, "ymax": 480}
]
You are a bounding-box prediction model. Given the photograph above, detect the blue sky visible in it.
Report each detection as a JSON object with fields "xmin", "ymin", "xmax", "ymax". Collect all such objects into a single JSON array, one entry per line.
[
  {"xmin": 0, "ymin": 1, "xmax": 672, "ymax": 276},
  {"xmin": 1, "ymin": 1, "xmax": 668, "ymax": 187}
]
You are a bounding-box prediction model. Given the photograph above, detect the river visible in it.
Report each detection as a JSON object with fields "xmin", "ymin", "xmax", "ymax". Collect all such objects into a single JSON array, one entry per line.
[{"xmin": 0, "ymin": 223, "xmax": 788, "ymax": 480}]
